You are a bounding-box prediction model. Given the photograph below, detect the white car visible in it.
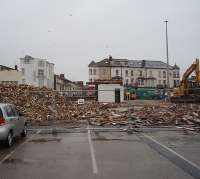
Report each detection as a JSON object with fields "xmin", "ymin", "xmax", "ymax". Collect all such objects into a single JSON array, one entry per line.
[{"xmin": 0, "ymin": 103, "xmax": 27, "ymax": 147}]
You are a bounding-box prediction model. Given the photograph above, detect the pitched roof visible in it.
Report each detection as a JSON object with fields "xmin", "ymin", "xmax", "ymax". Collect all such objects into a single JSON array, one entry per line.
[
  {"xmin": 0, "ymin": 65, "xmax": 14, "ymax": 71},
  {"xmin": 89, "ymin": 58, "xmax": 177, "ymax": 70},
  {"xmin": 88, "ymin": 59, "xmax": 111, "ymax": 67}
]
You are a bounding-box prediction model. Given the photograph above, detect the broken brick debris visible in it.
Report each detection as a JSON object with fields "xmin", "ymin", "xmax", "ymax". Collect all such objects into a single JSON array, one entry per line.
[{"xmin": 0, "ymin": 84, "xmax": 199, "ymax": 129}]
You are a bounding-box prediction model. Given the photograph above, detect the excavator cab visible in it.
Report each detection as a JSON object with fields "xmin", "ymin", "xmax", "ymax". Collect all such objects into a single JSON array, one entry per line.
[{"xmin": 188, "ymin": 77, "xmax": 197, "ymax": 89}]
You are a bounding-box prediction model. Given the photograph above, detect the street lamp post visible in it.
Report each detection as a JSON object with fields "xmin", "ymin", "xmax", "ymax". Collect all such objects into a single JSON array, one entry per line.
[{"xmin": 165, "ymin": 20, "xmax": 170, "ymax": 96}]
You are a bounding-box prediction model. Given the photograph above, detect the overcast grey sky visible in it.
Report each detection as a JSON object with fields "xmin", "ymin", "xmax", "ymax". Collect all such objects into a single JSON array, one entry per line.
[{"xmin": 0, "ymin": 0, "xmax": 199, "ymax": 81}]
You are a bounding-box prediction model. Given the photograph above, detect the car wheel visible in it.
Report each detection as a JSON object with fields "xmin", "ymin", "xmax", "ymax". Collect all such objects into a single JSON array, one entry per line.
[
  {"xmin": 6, "ymin": 132, "xmax": 13, "ymax": 148},
  {"xmin": 21, "ymin": 128, "xmax": 27, "ymax": 138}
]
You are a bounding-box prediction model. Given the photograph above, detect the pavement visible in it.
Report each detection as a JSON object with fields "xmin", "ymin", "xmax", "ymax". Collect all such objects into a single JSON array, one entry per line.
[{"xmin": 0, "ymin": 127, "xmax": 200, "ymax": 179}]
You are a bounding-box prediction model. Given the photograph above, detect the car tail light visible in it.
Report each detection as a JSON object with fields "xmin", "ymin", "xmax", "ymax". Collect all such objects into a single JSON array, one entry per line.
[{"xmin": 0, "ymin": 117, "xmax": 5, "ymax": 126}]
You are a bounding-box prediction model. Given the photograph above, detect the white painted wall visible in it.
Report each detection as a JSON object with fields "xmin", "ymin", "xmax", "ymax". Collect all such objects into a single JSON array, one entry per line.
[
  {"xmin": 98, "ymin": 84, "xmax": 124, "ymax": 103},
  {"xmin": 20, "ymin": 57, "xmax": 54, "ymax": 89}
]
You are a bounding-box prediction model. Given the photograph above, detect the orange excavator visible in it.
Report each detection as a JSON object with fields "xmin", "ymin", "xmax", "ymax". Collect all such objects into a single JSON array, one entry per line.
[{"xmin": 171, "ymin": 58, "xmax": 200, "ymax": 102}]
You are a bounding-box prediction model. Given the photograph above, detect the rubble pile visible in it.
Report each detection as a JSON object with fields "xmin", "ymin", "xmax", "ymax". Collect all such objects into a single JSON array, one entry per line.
[
  {"xmin": 87, "ymin": 103, "xmax": 200, "ymax": 127},
  {"xmin": 0, "ymin": 84, "xmax": 199, "ymax": 128},
  {"xmin": 130, "ymin": 103, "xmax": 200, "ymax": 126},
  {"xmin": 0, "ymin": 85, "xmax": 119, "ymax": 125},
  {"xmin": 0, "ymin": 84, "xmax": 61, "ymax": 122}
]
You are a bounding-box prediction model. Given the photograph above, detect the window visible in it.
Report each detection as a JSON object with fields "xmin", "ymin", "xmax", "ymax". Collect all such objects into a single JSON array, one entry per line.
[
  {"xmin": 139, "ymin": 71, "xmax": 143, "ymax": 77},
  {"xmin": 38, "ymin": 61, "xmax": 44, "ymax": 67},
  {"xmin": 174, "ymin": 80, "xmax": 177, "ymax": 87},
  {"xmin": 116, "ymin": 69, "xmax": 119, "ymax": 76},
  {"xmin": 89, "ymin": 78, "xmax": 92, "ymax": 82},
  {"xmin": 141, "ymin": 79, "xmax": 144, "ymax": 85},
  {"xmin": 158, "ymin": 71, "xmax": 161, "ymax": 78},
  {"xmin": 173, "ymin": 71, "xmax": 176, "ymax": 78},
  {"xmin": 93, "ymin": 69, "xmax": 96, "ymax": 75},
  {"xmin": 22, "ymin": 68, "xmax": 25, "ymax": 75},
  {"xmin": 39, "ymin": 79, "xmax": 44, "ymax": 87},
  {"xmin": 125, "ymin": 70, "xmax": 128, "ymax": 77},
  {"xmin": 0, "ymin": 108, "xmax": 3, "ymax": 117},
  {"xmin": 89, "ymin": 69, "xmax": 92, "ymax": 75},
  {"xmin": 174, "ymin": 80, "xmax": 180, "ymax": 87},
  {"xmin": 38, "ymin": 69, "xmax": 44, "ymax": 76},
  {"xmin": 138, "ymin": 79, "xmax": 144, "ymax": 86},
  {"xmin": 11, "ymin": 105, "xmax": 18, "ymax": 116},
  {"xmin": 163, "ymin": 80, "xmax": 166, "ymax": 85},
  {"xmin": 173, "ymin": 71, "xmax": 180, "ymax": 78},
  {"xmin": 4, "ymin": 105, "xmax": 14, "ymax": 117},
  {"xmin": 125, "ymin": 79, "xmax": 129, "ymax": 85},
  {"xmin": 131, "ymin": 70, "xmax": 134, "ymax": 76},
  {"xmin": 163, "ymin": 71, "xmax": 166, "ymax": 78},
  {"xmin": 131, "ymin": 78, "xmax": 134, "ymax": 83},
  {"xmin": 158, "ymin": 80, "xmax": 161, "ymax": 85}
]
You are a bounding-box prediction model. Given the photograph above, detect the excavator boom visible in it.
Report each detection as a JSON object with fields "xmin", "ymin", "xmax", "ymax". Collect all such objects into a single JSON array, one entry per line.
[{"xmin": 171, "ymin": 58, "xmax": 200, "ymax": 102}]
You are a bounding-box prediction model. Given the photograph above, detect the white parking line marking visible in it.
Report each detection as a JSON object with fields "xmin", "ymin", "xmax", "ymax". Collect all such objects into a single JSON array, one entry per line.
[
  {"xmin": 0, "ymin": 130, "xmax": 41, "ymax": 164},
  {"xmin": 143, "ymin": 133, "xmax": 200, "ymax": 170},
  {"xmin": 87, "ymin": 126, "xmax": 98, "ymax": 174}
]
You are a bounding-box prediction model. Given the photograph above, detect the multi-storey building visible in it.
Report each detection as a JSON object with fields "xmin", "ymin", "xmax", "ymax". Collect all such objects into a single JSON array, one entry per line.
[
  {"xmin": 0, "ymin": 65, "xmax": 22, "ymax": 85},
  {"xmin": 88, "ymin": 56, "xmax": 180, "ymax": 88},
  {"xmin": 54, "ymin": 74, "xmax": 68, "ymax": 91},
  {"xmin": 54, "ymin": 74, "xmax": 82, "ymax": 91},
  {"xmin": 54, "ymin": 73, "xmax": 83, "ymax": 98},
  {"xmin": 20, "ymin": 55, "xmax": 54, "ymax": 88}
]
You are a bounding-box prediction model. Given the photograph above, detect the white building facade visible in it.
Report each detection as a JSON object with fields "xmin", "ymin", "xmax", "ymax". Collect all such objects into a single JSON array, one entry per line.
[
  {"xmin": 88, "ymin": 57, "xmax": 180, "ymax": 88},
  {"xmin": 20, "ymin": 55, "xmax": 54, "ymax": 88}
]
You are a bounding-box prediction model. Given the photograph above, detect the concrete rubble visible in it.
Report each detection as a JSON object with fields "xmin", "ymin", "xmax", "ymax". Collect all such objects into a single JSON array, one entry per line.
[{"xmin": 0, "ymin": 85, "xmax": 200, "ymax": 130}]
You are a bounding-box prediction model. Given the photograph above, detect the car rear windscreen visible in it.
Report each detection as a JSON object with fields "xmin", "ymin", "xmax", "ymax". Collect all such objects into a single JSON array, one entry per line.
[{"xmin": 0, "ymin": 108, "xmax": 3, "ymax": 117}]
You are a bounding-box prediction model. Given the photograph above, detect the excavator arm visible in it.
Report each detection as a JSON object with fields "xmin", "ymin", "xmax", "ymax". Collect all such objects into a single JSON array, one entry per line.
[
  {"xmin": 179, "ymin": 63, "xmax": 196, "ymax": 94},
  {"xmin": 195, "ymin": 59, "xmax": 200, "ymax": 85},
  {"xmin": 172, "ymin": 58, "xmax": 200, "ymax": 101}
]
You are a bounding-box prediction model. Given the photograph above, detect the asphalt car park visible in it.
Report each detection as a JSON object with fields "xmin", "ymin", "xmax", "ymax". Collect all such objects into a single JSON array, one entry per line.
[{"xmin": 0, "ymin": 127, "xmax": 200, "ymax": 179}]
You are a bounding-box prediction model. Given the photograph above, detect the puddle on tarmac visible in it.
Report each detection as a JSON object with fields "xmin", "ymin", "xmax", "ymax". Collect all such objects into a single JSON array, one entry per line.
[
  {"xmin": 3, "ymin": 158, "xmax": 34, "ymax": 164},
  {"xmin": 92, "ymin": 137, "xmax": 140, "ymax": 142},
  {"xmin": 30, "ymin": 138, "xmax": 62, "ymax": 143}
]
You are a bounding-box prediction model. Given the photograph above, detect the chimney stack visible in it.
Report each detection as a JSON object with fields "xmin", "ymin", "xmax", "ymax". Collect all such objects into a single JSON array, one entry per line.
[
  {"xmin": 109, "ymin": 55, "xmax": 112, "ymax": 61},
  {"xmin": 60, "ymin": 74, "xmax": 65, "ymax": 79},
  {"xmin": 142, "ymin": 60, "xmax": 146, "ymax": 68},
  {"xmin": 14, "ymin": 65, "xmax": 18, "ymax": 70}
]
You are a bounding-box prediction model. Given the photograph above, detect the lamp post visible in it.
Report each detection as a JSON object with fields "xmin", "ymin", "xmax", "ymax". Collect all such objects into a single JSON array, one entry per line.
[{"xmin": 164, "ymin": 20, "xmax": 170, "ymax": 96}]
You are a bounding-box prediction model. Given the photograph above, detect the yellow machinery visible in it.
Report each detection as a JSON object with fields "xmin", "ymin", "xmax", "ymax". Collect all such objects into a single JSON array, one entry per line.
[{"xmin": 171, "ymin": 58, "xmax": 200, "ymax": 102}]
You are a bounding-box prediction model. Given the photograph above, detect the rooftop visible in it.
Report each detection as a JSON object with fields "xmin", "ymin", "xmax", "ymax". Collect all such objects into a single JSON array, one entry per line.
[
  {"xmin": 0, "ymin": 65, "xmax": 16, "ymax": 71},
  {"xmin": 20, "ymin": 55, "xmax": 55, "ymax": 65},
  {"xmin": 89, "ymin": 56, "xmax": 180, "ymax": 70}
]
